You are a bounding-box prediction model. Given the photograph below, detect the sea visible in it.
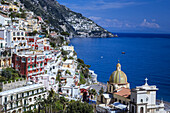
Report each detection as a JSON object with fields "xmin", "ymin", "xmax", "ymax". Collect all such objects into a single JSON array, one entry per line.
[{"xmin": 70, "ymin": 33, "xmax": 170, "ymax": 102}]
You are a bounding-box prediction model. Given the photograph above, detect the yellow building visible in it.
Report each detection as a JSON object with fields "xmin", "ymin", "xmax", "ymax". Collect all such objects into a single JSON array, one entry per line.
[{"xmin": 0, "ymin": 4, "xmax": 19, "ymax": 12}]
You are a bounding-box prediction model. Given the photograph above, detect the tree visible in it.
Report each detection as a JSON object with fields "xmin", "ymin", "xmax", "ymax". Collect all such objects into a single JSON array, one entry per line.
[
  {"xmin": 61, "ymin": 32, "xmax": 70, "ymax": 37},
  {"xmin": 99, "ymin": 87, "xmax": 104, "ymax": 95},
  {"xmin": 61, "ymin": 49, "xmax": 68, "ymax": 56},
  {"xmin": 32, "ymin": 30, "xmax": 38, "ymax": 36},
  {"xmin": 89, "ymin": 89, "xmax": 97, "ymax": 99},
  {"xmin": 77, "ymin": 58, "xmax": 84, "ymax": 64},
  {"xmin": 66, "ymin": 101, "xmax": 93, "ymax": 113},
  {"xmin": 9, "ymin": 8, "xmax": 13, "ymax": 12}
]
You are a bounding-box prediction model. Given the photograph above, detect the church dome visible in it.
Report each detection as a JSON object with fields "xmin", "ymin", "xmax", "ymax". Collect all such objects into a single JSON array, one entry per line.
[{"xmin": 109, "ymin": 63, "xmax": 128, "ymax": 84}]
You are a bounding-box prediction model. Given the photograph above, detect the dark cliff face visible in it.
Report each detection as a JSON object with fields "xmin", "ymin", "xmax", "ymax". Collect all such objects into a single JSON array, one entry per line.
[{"xmin": 20, "ymin": 0, "xmax": 114, "ymax": 37}]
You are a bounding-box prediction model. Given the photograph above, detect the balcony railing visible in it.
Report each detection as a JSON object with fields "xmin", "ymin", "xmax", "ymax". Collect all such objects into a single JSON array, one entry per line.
[
  {"xmin": 28, "ymin": 68, "xmax": 32, "ymax": 71},
  {"xmin": 33, "ymin": 72, "xmax": 37, "ymax": 75},
  {"xmin": 28, "ymin": 73, "xmax": 32, "ymax": 76}
]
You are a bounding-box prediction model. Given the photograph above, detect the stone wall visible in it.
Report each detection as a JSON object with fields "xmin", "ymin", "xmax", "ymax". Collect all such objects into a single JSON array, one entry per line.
[{"xmin": 0, "ymin": 79, "xmax": 27, "ymax": 91}]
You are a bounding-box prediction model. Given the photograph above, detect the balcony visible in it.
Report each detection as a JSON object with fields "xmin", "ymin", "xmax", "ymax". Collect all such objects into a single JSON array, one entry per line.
[
  {"xmin": 28, "ymin": 73, "xmax": 32, "ymax": 76},
  {"xmin": 33, "ymin": 72, "xmax": 37, "ymax": 75},
  {"xmin": 37, "ymin": 71, "xmax": 41, "ymax": 74},
  {"xmin": 41, "ymin": 70, "xmax": 44, "ymax": 73},
  {"xmin": 28, "ymin": 68, "xmax": 32, "ymax": 71}
]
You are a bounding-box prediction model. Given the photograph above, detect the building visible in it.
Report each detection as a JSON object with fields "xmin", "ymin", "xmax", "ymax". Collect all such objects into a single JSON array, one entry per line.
[
  {"xmin": 0, "ymin": 49, "xmax": 12, "ymax": 71},
  {"xmin": 0, "ymin": 37, "xmax": 5, "ymax": 49},
  {"xmin": 0, "ymin": 14, "xmax": 11, "ymax": 26},
  {"xmin": 62, "ymin": 46, "xmax": 74, "ymax": 52},
  {"xmin": 0, "ymin": 29, "xmax": 31, "ymax": 53},
  {"xmin": 97, "ymin": 62, "xmax": 166, "ymax": 113},
  {"xmin": 0, "ymin": 84, "xmax": 47, "ymax": 113},
  {"xmin": 129, "ymin": 78, "xmax": 166, "ymax": 113},
  {"xmin": 107, "ymin": 62, "xmax": 130, "ymax": 94},
  {"xmin": 12, "ymin": 52, "xmax": 45, "ymax": 81}
]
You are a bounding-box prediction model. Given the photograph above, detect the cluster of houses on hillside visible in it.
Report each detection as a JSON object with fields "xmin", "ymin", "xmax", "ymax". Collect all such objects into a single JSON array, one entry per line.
[
  {"xmin": 0, "ymin": 0, "xmax": 98, "ymax": 112},
  {"xmin": 0, "ymin": 0, "xmax": 169, "ymax": 113}
]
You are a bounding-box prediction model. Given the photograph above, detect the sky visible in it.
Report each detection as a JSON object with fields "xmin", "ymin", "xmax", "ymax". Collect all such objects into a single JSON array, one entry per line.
[{"xmin": 57, "ymin": 0, "xmax": 170, "ymax": 34}]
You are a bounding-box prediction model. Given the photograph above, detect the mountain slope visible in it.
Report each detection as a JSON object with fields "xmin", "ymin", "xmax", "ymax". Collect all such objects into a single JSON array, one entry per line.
[{"xmin": 20, "ymin": 0, "xmax": 114, "ymax": 37}]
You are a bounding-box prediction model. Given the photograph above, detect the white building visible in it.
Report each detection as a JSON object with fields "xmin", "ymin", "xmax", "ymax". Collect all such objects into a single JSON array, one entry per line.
[
  {"xmin": 0, "ymin": 84, "xmax": 47, "ymax": 113},
  {"xmin": 129, "ymin": 78, "xmax": 166, "ymax": 113},
  {"xmin": 0, "ymin": 14, "xmax": 11, "ymax": 26},
  {"xmin": 89, "ymin": 70, "xmax": 98, "ymax": 83},
  {"xmin": 62, "ymin": 45, "xmax": 74, "ymax": 52},
  {"xmin": 0, "ymin": 28, "xmax": 31, "ymax": 52},
  {"xmin": 0, "ymin": 37, "xmax": 5, "ymax": 49}
]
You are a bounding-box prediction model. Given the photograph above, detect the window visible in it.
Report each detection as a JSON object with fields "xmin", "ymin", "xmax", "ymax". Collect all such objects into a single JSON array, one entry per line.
[
  {"xmin": 27, "ymin": 92, "xmax": 29, "ymax": 96},
  {"xmin": 13, "ymin": 32, "xmax": 15, "ymax": 36},
  {"xmin": 11, "ymin": 95, "xmax": 13, "ymax": 101},
  {"xmin": 11, "ymin": 103, "xmax": 13, "ymax": 108},
  {"xmin": 21, "ymin": 32, "xmax": 24, "ymax": 36},
  {"xmin": 141, "ymin": 99, "xmax": 143, "ymax": 103},
  {"xmin": 29, "ymin": 98, "xmax": 32, "ymax": 102},
  {"xmin": 24, "ymin": 99, "xmax": 26, "ymax": 105},
  {"xmin": 16, "ymin": 57, "xmax": 19, "ymax": 61},
  {"xmin": 115, "ymin": 98, "xmax": 117, "ymax": 102},
  {"xmin": 132, "ymin": 106, "xmax": 135, "ymax": 113},
  {"xmin": 146, "ymin": 97, "xmax": 148, "ymax": 102},
  {"xmin": 22, "ymin": 93, "xmax": 24, "ymax": 97},
  {"xmin": 17, "ymin": 32, "xmax": 20, "ymax": 36},
  {"xmin": 53, "ymin": 66, "xmax": 55, "ymax": 69},
  {"xmin": 5, "ymin": 97, "xmax": 7, "ymax": 102},
  {"xmin": 0, "ymin": 43, "xmax": 3, "ymax": 48},
  {"xmin": 32, "ymin": 90, "xmax": 34, "ymax": 95},
  {"xmin": 16, "ymin": 101, "xmax": 18, "ymax": 106},
  {"xmin": 22, "ymin": 58, "xmax": 26, "ymax": 62},
  {"xmin": 16, "ymin": 94, "xmax": 18, "ymax": 99},
  {"xmin": 140, "ymin": 107, "xmax": 144, "ymax": 113},
  {"xmin": 110, "ymin": 85, "xmax": 112, "ymax": 92},
  {"xmin": 4, "ymin": 105, "xmax": 7, "ymax": 111},
  {"xmin": 28, "ymin": 58, "xmax": 30, "ymax": 62},
  {"xmin": 37, "ymin": 89, "xmax": 39, "ymax": 93}
]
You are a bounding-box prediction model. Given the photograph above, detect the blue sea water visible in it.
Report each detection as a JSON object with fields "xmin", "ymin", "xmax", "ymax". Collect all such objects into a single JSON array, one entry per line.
[{"xmin": 70, "ymin": 33, "xmax": 170, "ymax": 102}]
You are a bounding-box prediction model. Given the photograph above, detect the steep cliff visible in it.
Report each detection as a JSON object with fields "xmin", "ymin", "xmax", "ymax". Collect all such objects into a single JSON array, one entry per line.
[{"xmin": 20, "ymin": 0, "xmax": 114, "ymax": 37}]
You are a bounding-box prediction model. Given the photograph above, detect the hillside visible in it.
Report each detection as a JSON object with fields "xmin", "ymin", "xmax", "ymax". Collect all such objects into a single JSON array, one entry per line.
[{"xmin": 20, "ymin": 0, "xmax": 114, "ymax": 37}]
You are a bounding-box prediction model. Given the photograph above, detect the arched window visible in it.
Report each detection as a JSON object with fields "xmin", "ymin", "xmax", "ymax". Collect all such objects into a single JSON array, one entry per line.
[
  {"xmin": 146, "ymin": 97, "xmax": 148, "ymax": 102},
  {"xmin": 101, "ymin": 95, "xmax": 104, "ymax": 103},
  {"xmin": 29, "ymin": 98, "xmax": 32, "ymax": 102},
  {"xmin": 141, "ymin": 99, "xmax": 143, "ymax": 103},
  {"xmin": 110, "ymin": 85, "xmax": 112, "ymax": 92},
  {"xmin": 132, "ymin": 106, "xmax": 135, "ymax": 113},
  {"xmin": 140, "ymin": 107, "xmax": 144, "ymax": 113}
]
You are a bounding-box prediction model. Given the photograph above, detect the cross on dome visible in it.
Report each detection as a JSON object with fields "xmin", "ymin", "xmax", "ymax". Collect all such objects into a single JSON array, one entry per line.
[{"xmin": 145, "ymin": 78, "xmax": 148, "ymax": 85}]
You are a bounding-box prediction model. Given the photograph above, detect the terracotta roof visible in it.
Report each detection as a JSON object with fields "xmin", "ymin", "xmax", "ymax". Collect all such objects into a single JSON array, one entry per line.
[
  {"xmin": 114, "ymin": 88, "xmax": 131, "ymax": 98},
  {"xmin": 0, "ymin": 37, "xmax": 4, "ymax": 40},
  {"xmin": 60, "ymin": 77, "xmax": 66, "ymax": 80}
]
